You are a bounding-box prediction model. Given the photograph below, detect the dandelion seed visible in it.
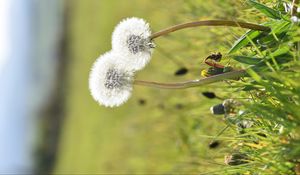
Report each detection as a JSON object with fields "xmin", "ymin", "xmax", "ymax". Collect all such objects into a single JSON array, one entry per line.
[
  {"xmin": 112, "ymin": 17, "xmax": 154, "ymax": 71},
  {"xmin": 89, "ymin": 51, "xmax": 134, "ymax": 107}
]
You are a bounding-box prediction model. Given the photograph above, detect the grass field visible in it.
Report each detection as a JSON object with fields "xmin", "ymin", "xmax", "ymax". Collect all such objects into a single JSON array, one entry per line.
[{"xmin": 54, "ymin": 0, "xmax": 300, "ymax": 174}]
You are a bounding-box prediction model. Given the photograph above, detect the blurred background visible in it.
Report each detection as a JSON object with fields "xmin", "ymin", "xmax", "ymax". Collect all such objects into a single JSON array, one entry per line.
[{"xmin": 0, "ymin": 0, "xmax": 250, "ymax": 174}]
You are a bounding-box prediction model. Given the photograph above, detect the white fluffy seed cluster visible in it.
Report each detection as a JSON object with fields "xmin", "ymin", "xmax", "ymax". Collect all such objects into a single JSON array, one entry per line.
[
  {"xmin": 89, "ymin": 17, "xmax": 154, "ymax": 107},
  {"xmin": 89, "ymin": 52, "xmax": 134, "ymax": 107},
  {"xmin": 112, "ymin": 17, "xmax": 154, "ymax": 71}
]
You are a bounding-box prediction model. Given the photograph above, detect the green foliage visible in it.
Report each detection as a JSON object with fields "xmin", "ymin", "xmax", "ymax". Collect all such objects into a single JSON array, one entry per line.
[
  {"xmin": 248, "ymin": 0, "xmax": 281, "ymax": 19},
  {"xmin": 228, "ymin": 30, "xmax": 263, "ymax": 54},
  {"xmin": 221, "ymin": 1, "xmax": 300, "ymax": 174},
  {"xmin": 232, "ymin": 55, "xmax": 262, "ymax": 65}
]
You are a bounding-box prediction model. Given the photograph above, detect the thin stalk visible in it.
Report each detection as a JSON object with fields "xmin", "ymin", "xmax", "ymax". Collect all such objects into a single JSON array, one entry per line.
[
  {"xmin": 292, "ymin": 0, "xmax": 299, "ymax": 16},
  {"xmin": 134, "ymin": 69, "xmax": 246, "ymax": 89},
  {"xmin": 150, "ymin": 20, "xmax": 270, "ymax": 39}
]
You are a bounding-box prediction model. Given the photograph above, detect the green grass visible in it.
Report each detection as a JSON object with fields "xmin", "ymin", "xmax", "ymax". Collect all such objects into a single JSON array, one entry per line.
[{"xmin": 54, "ymin": 0, "xmax": 300, "ymax": 174}]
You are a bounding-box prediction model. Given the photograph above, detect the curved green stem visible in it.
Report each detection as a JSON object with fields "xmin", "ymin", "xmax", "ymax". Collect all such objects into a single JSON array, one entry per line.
[
  {"xmin": 134, "ymin": 70, "xmax": 246, "ymax": 89},
  {"xmin": 150, "ymin": 20, "xmax": 270, "ymax": 39}
]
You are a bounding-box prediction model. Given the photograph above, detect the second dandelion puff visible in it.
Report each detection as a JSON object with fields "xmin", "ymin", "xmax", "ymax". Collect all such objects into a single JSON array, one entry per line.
[{"xmin": 112, "ymin": 17, "xmax": 155, "ymax": 71}]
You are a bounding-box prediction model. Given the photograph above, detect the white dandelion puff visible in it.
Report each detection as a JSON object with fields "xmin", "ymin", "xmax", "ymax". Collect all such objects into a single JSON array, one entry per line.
[
  {"xmin": 89, "ymin": 51, "xmax": 134, "ymax": 107},
  {"xmin": 112, "ymin": 17, "xmax": 155, "ymax": 71}
]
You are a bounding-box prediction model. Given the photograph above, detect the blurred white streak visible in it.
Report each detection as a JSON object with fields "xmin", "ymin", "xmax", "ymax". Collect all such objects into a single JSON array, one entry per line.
[
  {"xmin": 0, "ymin": 0, "xmax": 63, "ymax": 173},
  {"xmin": 0, "ymin": 0, "xmax": 12, "ymax": 73},
  {"xmin": 0, "ymin": 0, "xmax": 34, "ymax": 173}
]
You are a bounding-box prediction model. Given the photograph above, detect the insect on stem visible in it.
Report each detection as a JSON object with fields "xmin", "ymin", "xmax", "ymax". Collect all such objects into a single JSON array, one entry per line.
[
  {"xmin": 134, "ymin": 69, "xmax": 246, "ymax": 89},
  {"xmin": 150, "ymin": 20, "xmax": 270, "ymax": 39}
]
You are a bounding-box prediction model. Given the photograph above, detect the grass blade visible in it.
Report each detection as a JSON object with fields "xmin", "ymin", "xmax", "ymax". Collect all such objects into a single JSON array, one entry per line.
[
  {"xmin": 248, "ymin": 0, "xmax": 281, "ymax": 19},
  {"xmin": 228, "ymin": 30, "xmax": 262, "ymax": 54},
  {"xmin": 232, "ymin": 55, "xmax": 262, "ymax": 65}
]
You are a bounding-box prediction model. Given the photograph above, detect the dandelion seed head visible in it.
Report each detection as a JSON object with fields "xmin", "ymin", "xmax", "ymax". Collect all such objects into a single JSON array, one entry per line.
[
  {"xmin": 210, "ymin": 104, "xmax": 225, "ymax": 115},
  {"xmin": 112, "ymin": 17, "xmax": 154, "ymax": 71},
  {"xmin": 104, "ymin": 69, "xmax": 128, "ymax": 89},
  {"xmin": 89, "ymin": 51, "xmax": 134, "ymax": 107}
]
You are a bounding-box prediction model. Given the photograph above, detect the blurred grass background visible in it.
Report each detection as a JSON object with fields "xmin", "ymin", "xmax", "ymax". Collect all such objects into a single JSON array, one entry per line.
[{"xmin": 53, "ymin": 0, "xmax": 254, "ymax": 173}]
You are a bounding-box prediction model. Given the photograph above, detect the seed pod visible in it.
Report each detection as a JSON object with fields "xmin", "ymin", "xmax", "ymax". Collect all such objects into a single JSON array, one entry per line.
[
  {"xmin": 223, "ymin": 99, "xmax": 241, "ymax": 114},
  {"xmin": 174, "ymin": 67, "xmax": 188, "ymax": 76},
  {"xmin": 202, "ymin": 92, "xmax": 216, "ymax": 99},
  {"xmin": 210, "ymin": 104, "xmax": 225, "ymax": 115},
  {"xmin": 209, "ymin": 140, "xmax": 220, "ymax": 149}
]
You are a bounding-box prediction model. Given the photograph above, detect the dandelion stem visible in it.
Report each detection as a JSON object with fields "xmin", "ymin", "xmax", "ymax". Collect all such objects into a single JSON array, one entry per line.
[
  {"xmin": 134, "ymin": 69, "xmax": 246, "ymax": 89},
  {"xmin": 150, "ymin": 20, "xmax": 270, "ymax": 39}
]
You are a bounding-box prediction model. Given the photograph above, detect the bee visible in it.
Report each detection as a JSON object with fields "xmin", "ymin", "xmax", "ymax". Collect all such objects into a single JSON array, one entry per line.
[
  {"xmin": 206, "ymin": 52, "xmax": 222, "ymax": 62},
  {"xmin": 202, "ymin": 52, "xmax": 233, "ymax": 77},
  {"xmin": 205, "ymin": 52, "xmax": 224, "ymax": 68}
]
